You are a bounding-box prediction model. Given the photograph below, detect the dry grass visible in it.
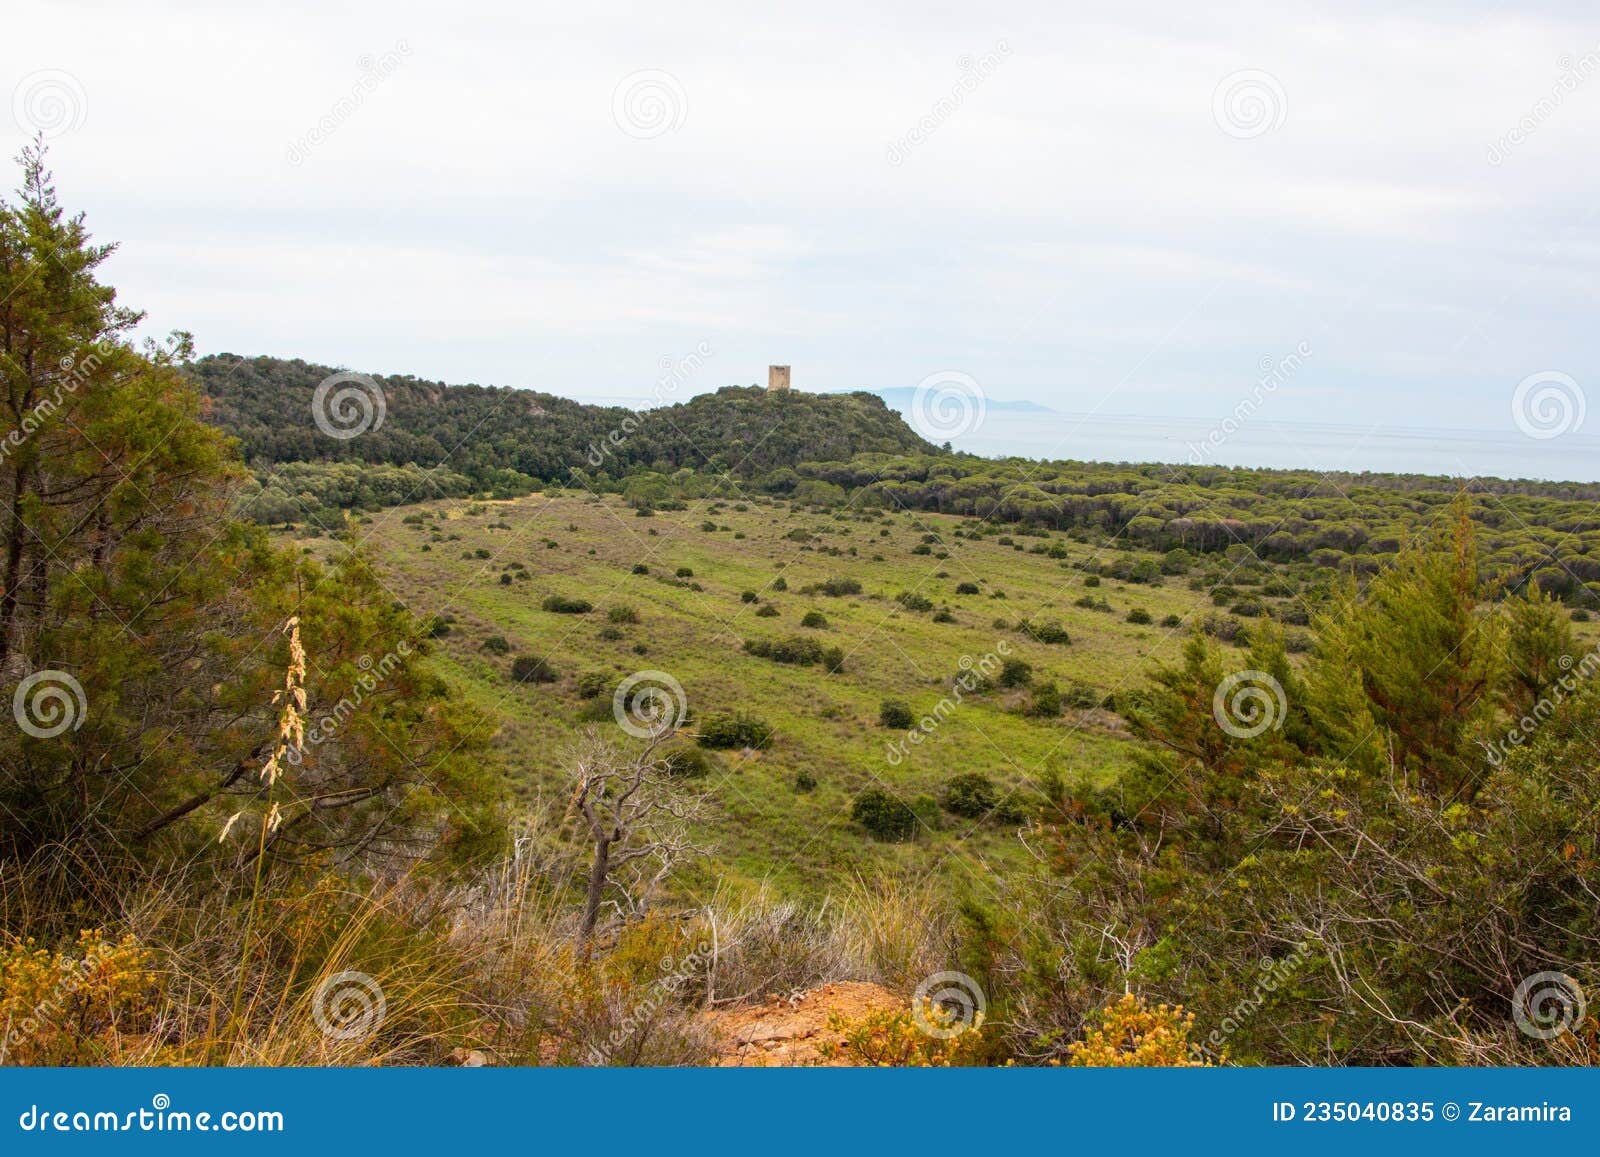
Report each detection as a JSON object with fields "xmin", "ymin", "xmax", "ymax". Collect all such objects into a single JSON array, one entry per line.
[{"xmin": 1, "ymin": 823, "xmax": 963, "ymax": 1067}]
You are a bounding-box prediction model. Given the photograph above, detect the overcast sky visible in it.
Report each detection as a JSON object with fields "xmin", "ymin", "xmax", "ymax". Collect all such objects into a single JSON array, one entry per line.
[{"xmin": 7, "ymin": 2, "xmax": 1599, "ymax": 473}]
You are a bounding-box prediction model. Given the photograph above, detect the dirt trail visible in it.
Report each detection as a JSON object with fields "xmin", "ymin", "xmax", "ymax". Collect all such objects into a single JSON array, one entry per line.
[{"xmin": 703, "ymin": 981, "xmax": 903, "ymax": 1066}]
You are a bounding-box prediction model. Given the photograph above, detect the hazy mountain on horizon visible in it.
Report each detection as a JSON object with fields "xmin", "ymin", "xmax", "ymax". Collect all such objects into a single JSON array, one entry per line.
[{"xmin": 866, "ymin": 386, "xmax": 1056, "ymax": 414}]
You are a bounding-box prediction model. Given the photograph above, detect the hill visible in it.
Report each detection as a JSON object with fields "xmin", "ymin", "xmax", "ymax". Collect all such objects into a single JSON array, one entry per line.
[{"xmin": 188, "ymin": 354, "xmax": 936, "ymax": 486}]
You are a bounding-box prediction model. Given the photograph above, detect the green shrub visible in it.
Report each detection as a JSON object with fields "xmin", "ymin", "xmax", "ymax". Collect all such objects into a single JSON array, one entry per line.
[
  {"xmin": 697, "ymin": 712, "xmax": 774, "ymax": 750},
  {"xmin": 675, "ymin": 566, "xmax": 694, "ymax": 578},
  {"xmin": 817, "ymin": 577, "xmax": 861, "ymax": 597},
  {"xmin": 998, "ymin": 657, "xmax": 1033, "ymax": 688},
  {"xmin": 1127, "ymin": 559, "xmax": 1161, "ymax": 584},
  {"xmin": 896, "ymin": 591, "xmax": 934, "ymax": 612},
  {"xmin": 794, "ymin": 770, "xmax": 817, "ymax": 792},
  {"xmin": 607, "ymin": 605, "xmax": 640, "ymax": 624},
  {"xmin": 941, "ymin": 772, "xmax": 997, "ymax": 818},
  {"xmin": 1057, "ymin": 684, "xmax": 1094, "ymax": 711},
  {"xmin": 542, "ymin": 595, "xmax": 594, "ymax": 614},
  {"xmin": 632, "ymin": 563, "xmax": 650, "ymax": 574},
  {"xmin": 956, "ymin": 581, "xmax": 980, "ymax": 595},
  {"xmin": 576, "ymin": 670, "xmax": 612, "ymax": 699},
  {"xmin": 932, "ymin": 608, "xmax": 956, "ymax": 623},
  {"xmin": 771, "ymin": 576, "xmax": 788, "ymax": 591},
  {"xmin": 1028, "ymin": 681, "xmax": 1063, "ymax": 717},
  {"xmin": 1126, "ymin": 608, "xmax": 1152, "ymax": 625},
  {"xmin": 755, "ymin": 603, "xmax": 780, "ymax": 617},
  {"xmin": 879, "ymin": 700, "xmax": 915, "ymax": 729},
  {"xmin": 740, "ymin": 590, "xmax": 759, "ymax": 604},
  {"xmin": 800, "ymin": 610, "xmax": 829, "ymax": 629},
  {"xmin": 821, "ymin": 646, "xmax": 846, "ymax": 674},
  {"xmin": 482, "ymin": 634, "xmax": 512, "ymax": 656},
  {"xmin": 511, "ymin": 655, "xmax": 559, "ymax": 684},
  {"xmin": 744, "ymin": 635, "xmax": 823, "ymax": 665},
  {"xmin": 852, "ymin": 788, "xmax": 917, "ymax": 841},
  {"xmin": 1019, "ymin": 618, "xmax": 1071, "ymax": 645},
  {"xmin": 662, "ymin": 745, "xmax": 715, "ymax": 778},
  {"xmin": 597, "ymin": 626, "xmax": 624, "ymax": 641}
]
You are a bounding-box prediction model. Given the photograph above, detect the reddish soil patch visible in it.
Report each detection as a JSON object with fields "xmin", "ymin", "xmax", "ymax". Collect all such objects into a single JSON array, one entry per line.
[{"xmin": 704, "ymin": 981, "xmax": 904, "ymax": 1066}]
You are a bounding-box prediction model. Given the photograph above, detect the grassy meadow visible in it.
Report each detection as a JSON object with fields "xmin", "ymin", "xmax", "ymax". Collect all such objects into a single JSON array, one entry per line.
[{"xmin": 306, "ymin": 489, "xmax": 1243, "ymax": 895}]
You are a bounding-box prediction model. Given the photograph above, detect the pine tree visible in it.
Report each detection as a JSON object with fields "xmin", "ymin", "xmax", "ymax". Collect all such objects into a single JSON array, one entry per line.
[
  {"xmin": 0, "ymin": 147, "xmax": 498, "ymax": 874},
  {"xmin": 1314, "ymin": 496, "xmax": 1500, "ymax": 796},
  {"xmin": 1501, "ymin": 578, "xmax": 1575, "ymax": 718}
]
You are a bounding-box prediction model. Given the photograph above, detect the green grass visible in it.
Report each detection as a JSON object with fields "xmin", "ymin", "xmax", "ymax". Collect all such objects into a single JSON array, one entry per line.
[{"xmin": 307, "ymin": 493, "xmax": 1243, "ymax": 894}]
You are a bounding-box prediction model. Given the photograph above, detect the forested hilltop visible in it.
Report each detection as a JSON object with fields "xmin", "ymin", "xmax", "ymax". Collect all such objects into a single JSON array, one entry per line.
[{"xmin": 188, "ymin": 352, "xmax": 934, "ymax": 483}]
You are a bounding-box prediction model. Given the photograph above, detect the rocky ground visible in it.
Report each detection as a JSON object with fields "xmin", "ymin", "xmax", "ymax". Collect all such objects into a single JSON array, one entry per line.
[{"xmin": 702, "ymin": 981, "xmax": 903, "ymax": 1066}]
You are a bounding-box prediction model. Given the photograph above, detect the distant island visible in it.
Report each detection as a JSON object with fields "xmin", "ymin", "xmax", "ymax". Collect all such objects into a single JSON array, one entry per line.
[{"xmin": 867, "ymin": 386, "xmax": 1056, "ymax": 414}]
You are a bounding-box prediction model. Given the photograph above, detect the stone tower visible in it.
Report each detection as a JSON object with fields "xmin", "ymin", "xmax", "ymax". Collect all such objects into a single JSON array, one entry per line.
[{"xmin": 768, "ymin": 365, "xmax": 791, "ymax": 392}]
